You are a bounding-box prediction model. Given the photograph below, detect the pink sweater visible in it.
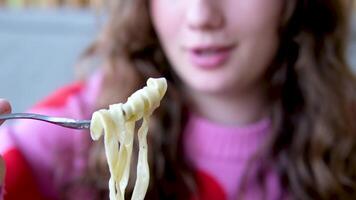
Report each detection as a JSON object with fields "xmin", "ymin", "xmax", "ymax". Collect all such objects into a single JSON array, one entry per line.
[
  {"xmin": 183, "ymin": 113, "xmax": 284, "ymax": 199},
  {"xmin": 0, "ymin": 71, "xmax": 285, "ymax": 199}
]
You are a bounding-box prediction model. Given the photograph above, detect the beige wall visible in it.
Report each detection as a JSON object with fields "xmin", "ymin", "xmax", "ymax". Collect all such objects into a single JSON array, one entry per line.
[{"xmin": 0, "ymin": 0, "xmax": 107, "ymax": 8}]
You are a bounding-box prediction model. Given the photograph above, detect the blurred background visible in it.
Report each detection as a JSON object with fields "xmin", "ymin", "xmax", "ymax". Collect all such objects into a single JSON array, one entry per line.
[
  {"xmin": 0, "ymin": 0, "xmax": 356, "ymax": 113},
  {"xmin": 0, "ymin": 1, "xmax": 103, "ymax": 112}
]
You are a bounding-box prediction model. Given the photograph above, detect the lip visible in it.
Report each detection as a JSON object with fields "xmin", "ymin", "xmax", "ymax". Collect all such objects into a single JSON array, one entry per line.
[{"xmin": 185, "ymin": 44, "xmax": 235, "ymax": 70}]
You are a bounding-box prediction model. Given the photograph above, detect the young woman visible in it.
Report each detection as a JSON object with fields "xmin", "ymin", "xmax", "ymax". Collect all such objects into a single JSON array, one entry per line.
[{"xmin": 0, "ymin": 0, "xmax": 355, "ymax": 199}]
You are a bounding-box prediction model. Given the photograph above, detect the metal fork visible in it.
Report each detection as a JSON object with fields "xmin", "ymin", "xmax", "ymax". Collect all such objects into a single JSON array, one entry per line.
[{"xmin": 0, "ymin": 113, "xmax": 91, "ymax": 129}]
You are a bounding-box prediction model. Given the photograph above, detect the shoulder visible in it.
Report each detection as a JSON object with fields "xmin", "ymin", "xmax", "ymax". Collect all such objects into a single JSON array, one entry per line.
[
  {"xmin": 0, "ymin": 70, "xmax": 103, "ymax": 154},
  {"xmin": 33, "ymin": 69, "xmax": 102, "ymax": 117},
  {"xmin": 33, "ymin": 81, "xmax": 85, "ymax": 110},
  {"xmin": 0, "ymin": 73, "xmax": 101, "ymax": 158},
  {"xmin": 0, "ymin": 72, "xmax": 102, "ymax": 199}
]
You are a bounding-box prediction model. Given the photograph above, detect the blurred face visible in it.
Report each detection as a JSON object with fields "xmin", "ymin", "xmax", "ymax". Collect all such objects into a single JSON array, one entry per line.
[{"xmin": 150, "ymin": 0, "xmax": 282, "ymax": 96}]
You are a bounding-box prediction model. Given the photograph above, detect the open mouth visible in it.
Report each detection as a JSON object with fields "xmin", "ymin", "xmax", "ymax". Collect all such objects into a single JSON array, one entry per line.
[{"xmin": 187, "ymin": 45, "xmax": 235, "ymax": 69}]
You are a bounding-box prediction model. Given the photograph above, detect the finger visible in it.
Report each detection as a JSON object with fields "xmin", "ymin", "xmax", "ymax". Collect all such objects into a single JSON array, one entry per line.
[
  {"xmin": 0, "ymin": 99, "xmax": 11, "ymax": 114},
  {"xmin": 0, "ymin": 99, "xmax": 11, "ymax": 125}
]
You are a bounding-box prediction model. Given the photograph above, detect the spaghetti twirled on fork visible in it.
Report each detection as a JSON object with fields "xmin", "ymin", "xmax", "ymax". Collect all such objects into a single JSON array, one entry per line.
[{"xmin": 90, "ymin": 78, "xmax": 167, "ymax": 200}]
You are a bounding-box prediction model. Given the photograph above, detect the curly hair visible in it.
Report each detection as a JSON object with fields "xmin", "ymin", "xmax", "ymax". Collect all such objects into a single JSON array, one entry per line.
[{"xmin": 265, "ymin": 0, "xmax": 356, "ymax": 199}]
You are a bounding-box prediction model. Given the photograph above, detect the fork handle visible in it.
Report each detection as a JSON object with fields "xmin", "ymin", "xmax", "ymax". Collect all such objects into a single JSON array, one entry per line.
[{"xmin": 0, "ymin": 113, "xmax": 91, "ymax": 129}]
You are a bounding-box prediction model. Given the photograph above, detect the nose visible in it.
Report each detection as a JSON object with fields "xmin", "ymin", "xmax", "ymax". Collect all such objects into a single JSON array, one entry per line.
[{"xmin": 186, "ymin": 0, "xmax": 224, "ymax": 31}]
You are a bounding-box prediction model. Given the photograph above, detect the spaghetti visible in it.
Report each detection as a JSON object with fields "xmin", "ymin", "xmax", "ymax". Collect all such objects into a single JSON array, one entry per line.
[{"xmin": 90, "ymin": 78, "xmax": 167, "ymax": 200}]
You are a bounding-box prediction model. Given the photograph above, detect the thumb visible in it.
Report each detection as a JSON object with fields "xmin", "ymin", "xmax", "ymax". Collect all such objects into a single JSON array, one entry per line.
[
  {"xmin": 0, "ymin": 99, "xmax": 11, "ymax": 113},
  {"xmin": 0, "ymin": 99, "xmax": 11, "ymax": 126}
]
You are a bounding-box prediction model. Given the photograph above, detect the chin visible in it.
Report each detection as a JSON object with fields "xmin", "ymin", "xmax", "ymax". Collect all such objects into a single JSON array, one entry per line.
[{"xmin": 187, "ymin": 78, "xmax": 234, "ymax": 95}]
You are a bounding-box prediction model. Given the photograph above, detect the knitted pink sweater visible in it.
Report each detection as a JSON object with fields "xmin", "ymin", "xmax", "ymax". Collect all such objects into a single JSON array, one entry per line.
[{"xmin": 183, "ymin": 113, "xmax": 284, "ymax": 199}]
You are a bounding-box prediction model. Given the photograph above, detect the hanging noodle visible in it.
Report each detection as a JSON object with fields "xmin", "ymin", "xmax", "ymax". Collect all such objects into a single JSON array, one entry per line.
[{"xmin": 90, "ymin": 78, "xmax": 167, "ymax": 200}]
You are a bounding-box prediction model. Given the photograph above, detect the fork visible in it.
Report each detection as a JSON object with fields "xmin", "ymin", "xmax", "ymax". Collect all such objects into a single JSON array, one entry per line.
[{"xmin": 0, "ymin": 113, "xmax": 91, "ymax": 129}]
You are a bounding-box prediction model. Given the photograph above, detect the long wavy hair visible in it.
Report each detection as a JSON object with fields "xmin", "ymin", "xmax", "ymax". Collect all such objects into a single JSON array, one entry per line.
[{"xmin": 69, "ymin": 0, "xmax": 356, "ymax": 199}]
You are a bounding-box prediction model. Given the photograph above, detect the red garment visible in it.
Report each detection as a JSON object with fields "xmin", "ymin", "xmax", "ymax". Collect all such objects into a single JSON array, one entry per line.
[
  {"xmin": 3, "ymin": 148, "xmax": 48, "ymax": 200},
  {"xmin": 2, "ymin": 82, "xmax": 86, "ymax": 200}
]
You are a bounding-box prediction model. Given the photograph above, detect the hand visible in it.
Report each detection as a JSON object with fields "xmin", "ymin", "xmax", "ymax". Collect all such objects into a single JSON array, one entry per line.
[{"xmin": 0, "ymin": 99, "xmax": 11, "ymax": 188}]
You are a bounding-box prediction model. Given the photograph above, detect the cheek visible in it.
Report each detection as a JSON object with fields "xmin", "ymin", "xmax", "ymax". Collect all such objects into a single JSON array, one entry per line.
[
  {"xmin": 223, "ymin": 0, "xmax": 281, "ymax": 35},
  {"xmin": 150, "ymin": 0, "xmax": 186, "ymax": 77},
  {"xmin": 150, "ymin": 0, "xmax": 183, "ymax": 45},
  {"xmin": 229, "ymin": 0, "xmax": 282, "ymax": 66}
]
